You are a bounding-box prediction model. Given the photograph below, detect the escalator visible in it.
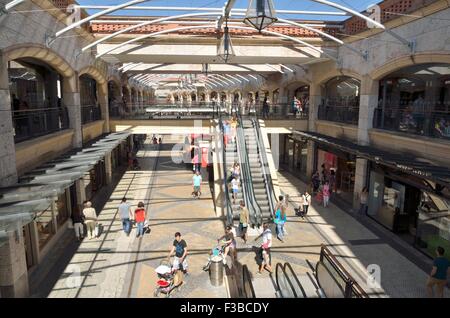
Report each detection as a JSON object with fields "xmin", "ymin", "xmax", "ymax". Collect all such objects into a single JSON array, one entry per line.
[
  {"xmin": 275, "ymin": 262, "xmax": 322, "ymax": 298},
  {"xmin": 240, "ymin": 117, "xmax": 276, "ymax": 223},
  {"xmin": 220, "ymin": 116, "xmax": 259, "ymax": 227}
]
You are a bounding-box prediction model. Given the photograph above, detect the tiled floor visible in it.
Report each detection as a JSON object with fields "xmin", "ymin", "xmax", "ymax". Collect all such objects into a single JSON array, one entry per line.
[{"xmin": 42, "ymin": 137, "xmax": 448, "ymax": 298}]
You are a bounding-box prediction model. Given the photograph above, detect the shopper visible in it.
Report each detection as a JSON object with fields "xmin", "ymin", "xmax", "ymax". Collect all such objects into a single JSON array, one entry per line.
[
  {"xmin": 239, "ymin": 201, "xmax": 250, "ymax": 244},
  {"xmin": 168, "ymin": 232, "xmax": 188, "ymax": 273},
  {"xmin": 311, "ymin": 171, "xmax": 320, "ymax": 194},
  {"xmin": 427, "ymin": 246, "xmax": 450, "ymax": 298},
  {"xmin": 257, "ymin": 223, "xmax": 273, "ymax": 274},
  {"xmin": 192, "ymin": 170, "xmax": 202, "ymax": 199},
  {"xmin": 118, "ymin": 197, "xmax": 133, "ymax": 236},
  {"xmin": 218, "ymin": 225, "xmax": 237, "ymax": 265},
  {"xmin": 71, "ymin": 208, "xmax": 84, "ymax": 242},
  {"xmin": 275, "ymin": 205, "xmax": 287, "ymax": 242},
  {"xmin": 231, "ymin": 176, "xmax": 240, "ymax": 205},
  {"xmin": 359, "ymin": 187, "xmax": 369, "ymax": 215},
  {"xmin": 302, "ymin": 191, "xmax": 311, "ymax": 216},
  {"xmin": 323, "ymin": 181, "xmax": 330, "ymax": 208},
  {"xmin": 262, "ymin": 97, "xmax": 270, "ymax": 119},
  {"xmin": 134, "ymin": 201, "xmax": 146, "ymax": 238},
  {"xmin": 82, "ymin": 201, "xmax": 97, "ymax": 240}
]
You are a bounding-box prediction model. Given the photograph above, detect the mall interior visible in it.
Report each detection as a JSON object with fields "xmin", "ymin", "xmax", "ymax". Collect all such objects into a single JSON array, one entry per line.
[{"xmin": 0, "ymin": 0, "xmax": 449, "ymax": 298}]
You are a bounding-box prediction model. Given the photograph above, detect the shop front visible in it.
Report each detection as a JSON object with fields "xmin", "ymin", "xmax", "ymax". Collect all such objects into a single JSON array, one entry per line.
[
  {"xmin": 84, "ymin": 160, "xmax": 106, "ymax": 201},
  {"xmin": 367, "ymin": 164, "xmax": 450, "ymax": 260},
  {"xmin": 315, "ymin": 145, "xmax": 356, "ymax": 206},
  {"xmin": 280, "ymin": 135, "xmax": 308, "ymax": 182}
]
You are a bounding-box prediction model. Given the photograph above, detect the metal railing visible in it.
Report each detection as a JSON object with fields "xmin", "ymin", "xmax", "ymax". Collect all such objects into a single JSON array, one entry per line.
[
  {"xmin": 236, "ymin": 115, "xmax": 261, "ymax": 227},
  {"xmin": 316, "ymin": 245, "xmax": 369, "ymax": 298},
  {"xmin": 242, "ymin": 265, "xmax": 256, "ymax": 298},
  {"xmin": 318, "ymin": 104, "xmax": 359, "ymax": 125},
  {"xmin": 219, "ymin": 115, "xmax": 234, "ymax": 227},
  {"xmin": 81, "ymin": 105, "xmax": 101, "ymax": 124},
  {"xmin": 251, "ymin": 103, "xmax": 309, "ymax": 120},
  {"xmin": 373, "ymin": 107, "xmax": 450, "ymax": 140},
  {"xmin": 12, "ymin": 107, "xmax": 69, "ymax": 143},
  {"xmin": 275, "ymin": 262, "xmax": 307, "ymax": 298}
]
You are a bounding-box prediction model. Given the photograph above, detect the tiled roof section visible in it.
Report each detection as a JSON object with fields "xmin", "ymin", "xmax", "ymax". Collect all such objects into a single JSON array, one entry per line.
[
  {"xmin": 343, "ymin": 0, "xmax": 439, "ymax": 36},
  {"xmin": 90, "ymin": 23, "xmax": 338, "ymax": 38}
]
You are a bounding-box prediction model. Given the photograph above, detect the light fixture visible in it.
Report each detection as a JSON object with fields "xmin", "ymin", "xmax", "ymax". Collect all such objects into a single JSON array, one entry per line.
[
  {"xmin": 217, "ymin": 21, "xmax": 235, "ymax": 63},
  {"xmin": 202, "ymin": 63, "xmax": 209, "ymax": 76},
  {"xmin": 243, "ymin": 0, "xmax": 277, "ymax": 32}
]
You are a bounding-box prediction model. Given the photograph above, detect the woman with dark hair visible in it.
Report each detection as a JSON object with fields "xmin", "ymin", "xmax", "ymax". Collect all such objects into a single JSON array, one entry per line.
[
  {"xmin": 134, "ymin": 201, "xmax": 147, "ymax": 238},
  {"xmin": 218, "ymin": 225, "xmax": 236, "ymax": 265}
]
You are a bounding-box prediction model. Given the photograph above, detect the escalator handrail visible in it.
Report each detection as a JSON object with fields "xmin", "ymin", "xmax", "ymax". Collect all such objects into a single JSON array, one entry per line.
[
  {"xmin": 275, "ymin": 263, "xmax": 298, "ymax": 298},
  {"xmin": 283, "ymin": 262, "xmax": 308, "ymax": 298},
  {"xmin": 252, "ymin": 118, "xmax": 276, "ymax": 219},
  {"xmin": 242, "ymin": 264, "xmax": 256, "ymax": 298},
  {"xmin": 235, "ymin": 116, "xmax": 260, "ymax": 226},
  {"xmin": 219, "ymin": 115, "xmax": 234, "ymax": 226}
]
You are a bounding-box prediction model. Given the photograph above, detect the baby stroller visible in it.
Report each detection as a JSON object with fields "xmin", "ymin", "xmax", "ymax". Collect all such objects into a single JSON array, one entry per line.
[
  {"xmin": 154, "ymin": 260, "xmax": 184, "ymax": 298},
  {"xmin": 202, "ymin": 243, "xmax": 226, "ymax": 271},
  {"xmin": 131, "ymin": 158, "xmax": 141, "ymax": 170}
]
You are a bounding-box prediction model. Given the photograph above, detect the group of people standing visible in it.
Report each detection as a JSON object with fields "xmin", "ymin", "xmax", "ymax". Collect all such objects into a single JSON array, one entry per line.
[{"xmin": 311, "ymin": 165, "xmax": 336, "ymax": 208}]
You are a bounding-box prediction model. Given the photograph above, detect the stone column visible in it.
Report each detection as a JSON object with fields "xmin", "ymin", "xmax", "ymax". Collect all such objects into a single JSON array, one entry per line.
[
  {"xmin": 105, "ymin": 152, "xmax": 112, "ymax": 185},
  {"xmin": 75, "ymin": 178, "xmax": 86, "ymax": 212},
  {"xmin": 353, "ymin": 76, "xmax": 379, "ymax": 207},
  {"xmin": 279, "ymin": 87, "xmax": 289, "ymax": 116},
  {"xmin": 98, "ymin": 82, "xmax": 109, "ymax": 133},
  {"xmin": 0, "ymin": 52, "xmax": 18, "ymax": 186},
  {"xmin": 63, "ymin": 75, "xmax": 82, "ymax": 148},
  {"xmin": 357, "ymin": 76, "xmax": 379, "ymax": 146},
  {"xmin": 305, "ymin": 140, "xmax": 316, "ymax": 179},
  {"xmin": 0, "ymin": 231, "xmax": 29, "ymax": 297},
  {"xmin": 308, "ymin": 82, "xmax": 322, "ymax": 132}
]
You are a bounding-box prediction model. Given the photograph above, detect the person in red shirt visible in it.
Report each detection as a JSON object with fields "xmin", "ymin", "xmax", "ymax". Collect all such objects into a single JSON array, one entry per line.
[{"xmin": 134, "ymin": 202, "xmax": 147, "ymax": 238}]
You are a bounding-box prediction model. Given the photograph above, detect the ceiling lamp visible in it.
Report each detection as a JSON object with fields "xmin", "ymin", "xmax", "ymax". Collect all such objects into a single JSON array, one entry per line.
[
  {"xmin": 202, "ymin": 63, "xmax": 209, "ymax": 76},
  {"xmin": 243, "ymin": 0, "xmax": 277, "ymax": 32},
  {"xmin": 217, "ymin": 22, "xmax": 235, "ymax": 63}
]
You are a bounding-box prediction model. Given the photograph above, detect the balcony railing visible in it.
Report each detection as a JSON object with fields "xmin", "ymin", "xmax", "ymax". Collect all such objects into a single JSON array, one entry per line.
[
  {"xmin": 12, "ymin": 107, "xmax": 69, "ymax": 143},
  {"xmin": 251, "ymin": 103, "xmax": 309, "ymax": 120},
  {"xmin": 373, "ymin": 107, "xmax": 450, "ymax": 140},
  {"xmin": 81, "ymin": 105, "xmax": 102, "ymax": 124},
  {"xmin": 318, "ymin": 104, "xmax": 359, "ymax": 125}
]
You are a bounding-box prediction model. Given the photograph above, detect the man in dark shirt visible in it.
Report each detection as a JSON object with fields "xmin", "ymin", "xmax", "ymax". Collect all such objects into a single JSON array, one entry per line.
[
  {"xmin": 427, "ymin": 246, "xmax": 450, "ymax": 298},
  {"xmin": 168, "ymin": 232, "xmax": 188, "ymax": 273}
]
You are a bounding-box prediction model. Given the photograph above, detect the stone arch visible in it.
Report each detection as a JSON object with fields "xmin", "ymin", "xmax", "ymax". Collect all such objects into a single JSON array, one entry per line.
[
  {"xmin": 315, "ymin": 67, "xmax": 362, "ymax": 86},
  {"xmin": 370, "ymin": 52, "xmax": 450, "ymax": 80},
  {"xmin": 3, "ymin": 44, "xmax": 74, "ymax": 77},
  {"xmin": 79, "ymin": 65, "xmax": 107, "ymax": 85}
]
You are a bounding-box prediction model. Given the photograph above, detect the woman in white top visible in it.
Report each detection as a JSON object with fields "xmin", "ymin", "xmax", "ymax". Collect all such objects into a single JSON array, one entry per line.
[
  {"xmin": 257, "ymin": 223, "xmax": 273, "ymax": 274},
  {"xmin": 302, "ymin": 191, "xmax": 312, "ymax": 217}
]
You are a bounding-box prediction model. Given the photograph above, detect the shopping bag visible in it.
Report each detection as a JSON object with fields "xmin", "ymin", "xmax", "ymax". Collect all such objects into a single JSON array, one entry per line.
[{"xmin": 94, "ymin": 223, "xmax": 103, "ymax": 238}]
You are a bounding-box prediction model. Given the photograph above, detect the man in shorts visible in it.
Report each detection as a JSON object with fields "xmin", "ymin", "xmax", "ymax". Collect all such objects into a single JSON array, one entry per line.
[
  {"xmin": 168, "ymin": 232, "xmax": 188, "ymax": 274},
  {"xmin": 427, "ymin": 246, "xmax": 450, "ymax": 298},
  {"xmin": 192, "ymin": 170, "xmax": 202, "ymax": 199}
]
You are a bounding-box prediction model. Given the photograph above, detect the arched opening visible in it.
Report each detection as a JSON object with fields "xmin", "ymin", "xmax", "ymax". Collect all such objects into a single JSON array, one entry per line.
[
  {"xmin": 200, "ymin": 93, "xmax": 206, "ymax": 101},
  {"xmin": 375, "ymin": 63, "xmax": 450, "ymax": 140},
  {"xmin": 8, "ymin": 58, "xmax": 68, "ymax": 143},
  {"xmin": 108, "ymin": 80, "xmax": 121, "ymax": 117},
  {"xmin": 210, "ymin": 91, "xmax": 218, "ymax": 101},
  {"xmin": 122, "ymin": 86, "xmax": 130, "ymax": 113},
  {"xmin": 130, "ymin": 88, "xmax": 137, "ymax": 111},
  {"xmin": 220, "ymin": 92, "xmax": 227, "ymax": 103},
  {"xmin": 80, "ymin": 74, "xmax": 100, "ymax": 124},
  {"xmin": 191, "ymin": 92, "xmax": 197, "ymax": 102},
  {"xmin": 233, "ymin": 92, "xmax": 240, "ymax": 102},
  {"xmin": 319, "ymin": 76, "xmax": 360, "ymax": 125}
]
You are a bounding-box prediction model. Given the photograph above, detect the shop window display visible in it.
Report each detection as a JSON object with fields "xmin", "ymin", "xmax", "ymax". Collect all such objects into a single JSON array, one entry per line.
[
  {"xmin": 35, "ymin": 206, "xmax": 54, "ymax": 250},
  {"xmin": 416, "ymin": 192, "xmax": 450, "ymax": 260}
]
